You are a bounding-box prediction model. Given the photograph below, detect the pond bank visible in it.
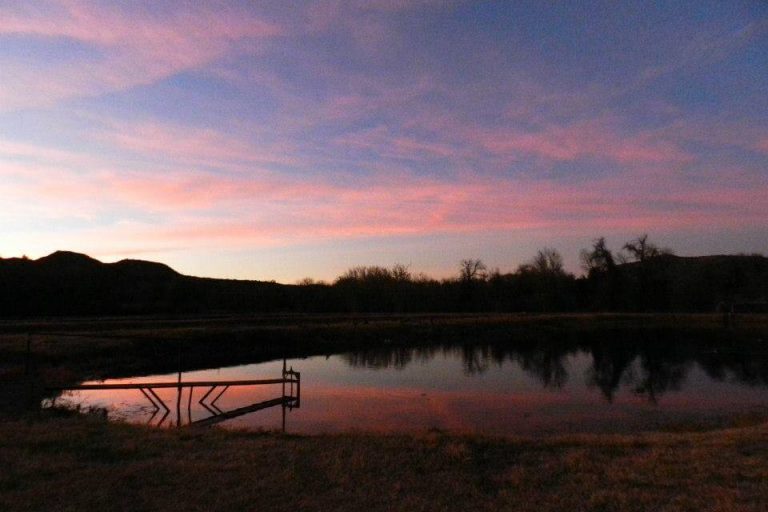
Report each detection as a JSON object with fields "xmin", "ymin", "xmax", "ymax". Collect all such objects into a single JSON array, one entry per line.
[
  {"xmin": 2, "ymin": 412, "xmax": 768, "ymax": 511},
  {"xmin": 2, "ymin": 314, "xmax": 768, "ymax": 510},
  {"xmin": 3, "ymin": 313, "xmax": 767, "ymax": 381}
]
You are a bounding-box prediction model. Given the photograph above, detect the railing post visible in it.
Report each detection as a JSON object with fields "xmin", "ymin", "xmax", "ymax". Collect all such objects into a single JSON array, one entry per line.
[
  {"xmin": 296, "ymin": 371, "xmax": 301, "ymax": 407},
  {"xmin": 282, "ymin": 358, "xmax": 287, "ymax": 400}
]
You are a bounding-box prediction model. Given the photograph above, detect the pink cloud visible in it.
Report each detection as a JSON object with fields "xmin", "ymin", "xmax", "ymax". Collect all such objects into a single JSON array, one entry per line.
[
  {"xmin": 0, "ymin": 1, "xmax": 282, "ymax": 109},
  {"xmin": 3, "ymin": 125, "xmax": 765, "ymax": 265},
  {"xmin": 76, "ymin": 168, "xmax": 768, "ymax": 250},
  {"xmin": 8, "ymin": 154, "xmax": 767, "ymax": 248},
  {"xmin": 0, "ymin": 138, "xmax": 104, "ymax": 169},
  {"xmin": 324, "ymin": 94, "xmax": 693, "ymax": 169},
  {"xmin": 334, "ymin": 125, "xmax": 460, "ymax": 161},
  {"xmin": 6, "ymin": 174, "xmax": 766, "ymax": 272},
  {"xmin": 471, "ymin": 118, "xmax": 694, "ymax": 165},
  {"xmin": 101, "ymin": 121, "xmax": 300, "ymax": 170},
  {"xmin": 357, "ymin": 0, "xmax": 460, "ymax": 12}
]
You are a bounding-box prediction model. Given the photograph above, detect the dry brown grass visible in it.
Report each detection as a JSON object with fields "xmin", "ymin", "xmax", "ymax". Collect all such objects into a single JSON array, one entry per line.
[{"xmin": 2, "ymin": 414, "xmax": 768, "ymax": 512}]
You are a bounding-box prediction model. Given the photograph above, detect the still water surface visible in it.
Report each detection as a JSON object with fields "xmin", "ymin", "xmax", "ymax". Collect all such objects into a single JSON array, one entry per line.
[{"xmin": 51, "ymin": 341, "xmax": 768, "ymax": 436}]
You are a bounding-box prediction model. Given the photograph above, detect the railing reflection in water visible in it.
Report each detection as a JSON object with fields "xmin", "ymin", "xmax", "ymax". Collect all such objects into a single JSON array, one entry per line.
[{"xmin": 46, "ymin": 359, "xmax": 300, "ymax": 431}]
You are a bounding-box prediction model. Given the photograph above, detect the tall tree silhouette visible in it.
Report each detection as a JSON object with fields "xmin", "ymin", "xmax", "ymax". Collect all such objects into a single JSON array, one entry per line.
[
  {"xmin": 622, "ymin": 234, "xmax": 673, "ymax": 311},
  {"xmin": 580, "ymin": 238, "xmax": 622, "ymax": 310},
  {"xmin": 459, "ymin": 259, "xmax": 487, "ymax": 310}
]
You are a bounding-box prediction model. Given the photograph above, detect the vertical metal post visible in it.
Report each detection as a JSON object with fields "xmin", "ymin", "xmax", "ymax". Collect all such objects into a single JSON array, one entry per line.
[
  {"xmin": 187, "ymin": 386, "xmax": 193, "ymax": 424},
  {"xmin": 176, "ymin": 341, "xmax": 182, "ymax": 427},
  {"xmin": 177, "ymin": 340, "xmax": 182, "ymax": 383},
  {"xmin": 176, "ymin": 385, "xmax": 182, "ymax": 427}
]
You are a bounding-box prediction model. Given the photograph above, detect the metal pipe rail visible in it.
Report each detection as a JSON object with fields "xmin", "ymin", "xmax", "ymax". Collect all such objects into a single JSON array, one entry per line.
[
  {"xmin": 46, "ymin": 368, "xmax": 301, "ymax": 428},
  {"xmin": 47, "ymin": 378, "xmax": 298, "ymax": 391}
]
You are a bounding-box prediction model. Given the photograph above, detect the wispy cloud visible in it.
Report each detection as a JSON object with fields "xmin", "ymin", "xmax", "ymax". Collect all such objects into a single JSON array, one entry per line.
[
  {"xmin": 4, "ymin": 133, "xmax": 765, "ymax": 254},
  {"xmin": 101, "ymin": 121, "xmax": 300, "ymax": 170},
  {"xmin": 471, "ymin": 118, "xmax": 694, "ymax": 165},
  {"xmin": 0, "ymin": 1, "xmax": 281, "ymax": 109}
]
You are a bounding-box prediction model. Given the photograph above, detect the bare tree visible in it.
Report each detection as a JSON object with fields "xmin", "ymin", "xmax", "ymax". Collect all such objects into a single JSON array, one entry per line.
[
  {"xmin": 623, "ymin": 234, "xmax": 659, "ymax": 262},
  {"xmin": 580, "ymin": 237, "xmax": 615, "ymax": 274},
  {"xmin": 459, "ymin": 259, "xmax": 487, "ymax": 282},
  {"xmin": 391, "ymin": 263, "xmax": 412, "ymax": 282},
  {"xmin": 520, "ymin": 248, "xmax": 565, "ymax": 275}
]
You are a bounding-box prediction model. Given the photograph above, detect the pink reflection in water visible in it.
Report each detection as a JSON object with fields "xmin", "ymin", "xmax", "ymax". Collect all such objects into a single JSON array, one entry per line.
[{"xmin": 51, "ymin": 351, "xmax": 768, "ymax": 436}]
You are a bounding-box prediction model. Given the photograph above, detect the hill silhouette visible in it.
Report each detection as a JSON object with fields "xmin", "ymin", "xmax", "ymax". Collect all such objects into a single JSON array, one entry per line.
[
  {"xmin": 0, "ymin": 251, "xmax": 290, "ymax": 316},
  {"xmin": 0, "ymin": 251, "xmax": 766, "ymax": 317}
]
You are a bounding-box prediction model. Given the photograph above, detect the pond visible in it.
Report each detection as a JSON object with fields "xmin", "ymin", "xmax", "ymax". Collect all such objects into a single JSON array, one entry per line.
[{"xmin": 47, "ymin": 336, "xmax": 768, "ymax": 436}]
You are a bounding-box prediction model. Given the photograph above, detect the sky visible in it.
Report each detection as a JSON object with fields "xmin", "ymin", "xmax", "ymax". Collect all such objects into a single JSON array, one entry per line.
[{"xmin": 1, "ymin": 1, "xmax": 767, "ymax": 283}]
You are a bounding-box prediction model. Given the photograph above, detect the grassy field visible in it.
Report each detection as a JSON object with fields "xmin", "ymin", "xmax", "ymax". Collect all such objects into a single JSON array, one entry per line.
[
  {"xmin": 2, "ymin": 411, "xmax": 768, "ymax": 512},
  {"xmin": 2, "ymin": 313, "xmax": 768, "ymax": 511}
]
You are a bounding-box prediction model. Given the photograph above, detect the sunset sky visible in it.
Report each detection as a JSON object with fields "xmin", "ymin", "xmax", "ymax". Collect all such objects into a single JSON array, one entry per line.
[{"xmin": 1, "ymin": 1, "xmax": 767, "ymax": 282}]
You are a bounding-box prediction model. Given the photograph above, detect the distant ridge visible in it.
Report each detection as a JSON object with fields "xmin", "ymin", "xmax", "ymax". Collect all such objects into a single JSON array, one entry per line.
[
  {"xmin": 0, "ymin": 251, "xmax": 290, "ymax": 316},
  {"xmin": 36, "ymin": 251, "xmax": 177, "ymax": 276},
  {"xmin": 0, "ymin": 250, "xmax": 766, "ymax": 317},
  {"xmin": 38, "ymin": 250, "xmax": 101, "ymax": 266}
]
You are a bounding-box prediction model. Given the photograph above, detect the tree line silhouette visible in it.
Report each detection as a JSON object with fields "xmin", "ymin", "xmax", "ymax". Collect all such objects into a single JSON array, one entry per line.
[
  {"xmin": 298, "ymin": 235, "xmax": 767, "ymax": 314},
  {"xmin": 0, "ymin": 235, "xmax": 766, "ymax": 316}
]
